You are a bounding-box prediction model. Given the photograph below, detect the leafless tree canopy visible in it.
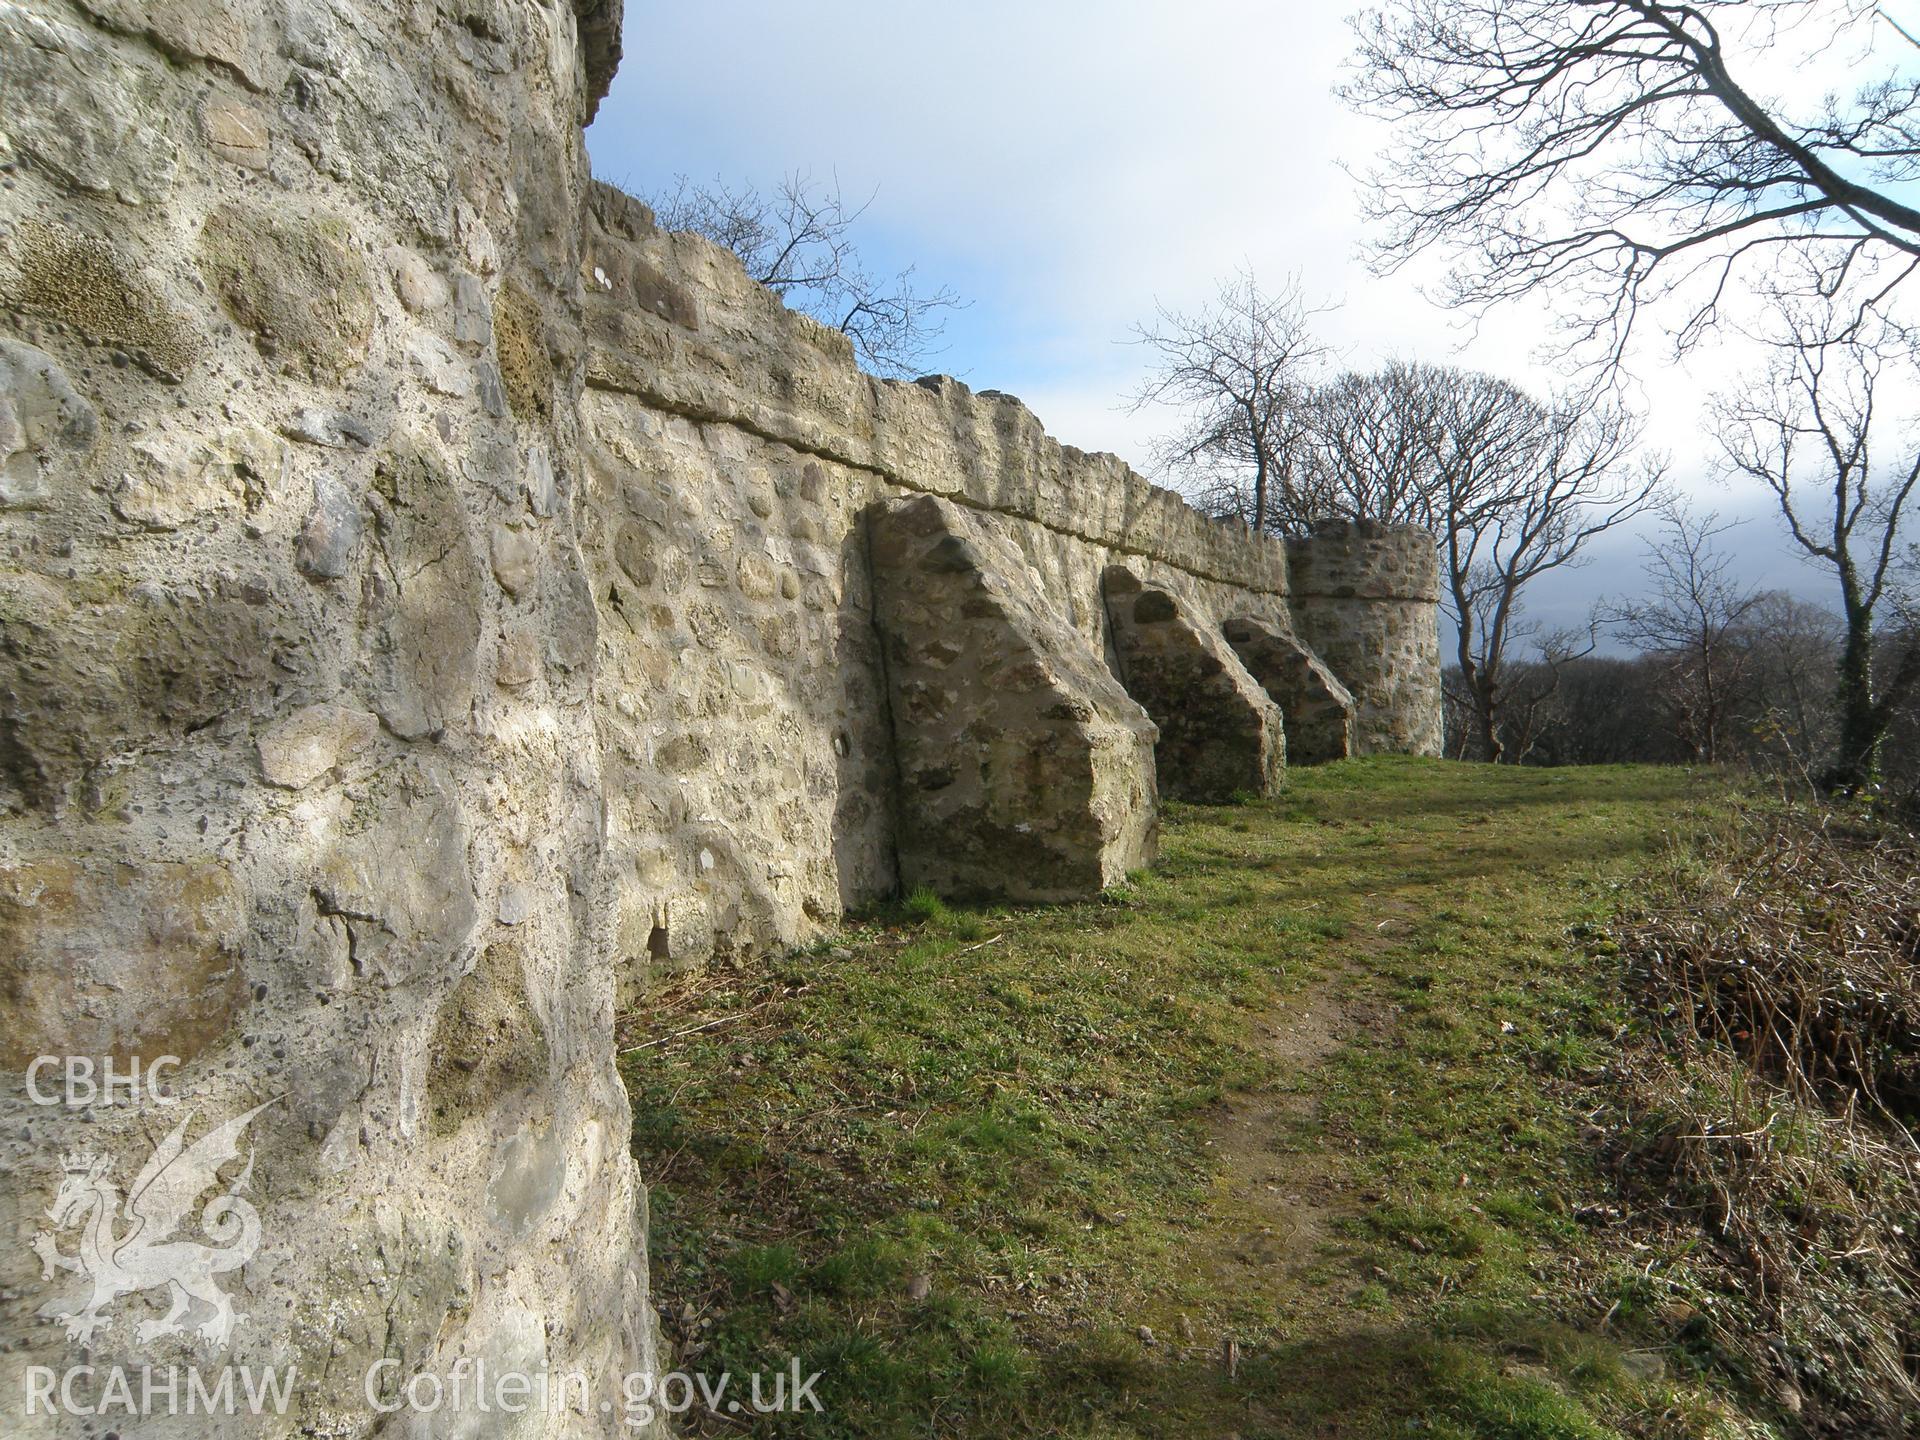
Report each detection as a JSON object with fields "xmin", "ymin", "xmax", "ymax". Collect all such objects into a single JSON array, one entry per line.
[
  {"xmin": 1136, "ymin": 308, "xmax": 1665, "ymax": 759},
  {"xmin": 1713, "ymin": 306, "xmax": 1920, "ymax": 788},
  {"xmin": 1127, "ymin": 271, "xmax": 1331, "ymax": 534},
  {"xmin": 1419, "ymin": 380, "xmax": 1663, "ymax": 761},
  {"xmin": 1344, "ymin": 0, "xmax": 1920, "ymax": 368},
  {"xmin": 1253, "ymin": 361, "xmax": 1660, "ymax": 759},
  {"xmin": 649, "ymin": 172, "xmax": 964, "ymax": 378},
  {"xmin": 1600, "ymin": 504, "xmax": 1767, "ymax": 762}
]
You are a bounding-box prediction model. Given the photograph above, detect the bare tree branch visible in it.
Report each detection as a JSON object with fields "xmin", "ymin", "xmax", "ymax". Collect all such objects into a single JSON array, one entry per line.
[
  {"xmin": 1126, "ymin": 271, "xmax": 1334, "ymax": 533},
  {"xmin": 1711, "ymin": 301, "xmax": 1920, "ymax": 789},
  {"xmin": 1344, "ymin": 0, "xmax": 1920, "ymax": 373},
  {"xmin": 1601, "ymin": 501, "xmax": 1767, "ymax": 761},
  {"xmin": 649, "ymin": 171, "xmax": 966, "ymax": 378}
]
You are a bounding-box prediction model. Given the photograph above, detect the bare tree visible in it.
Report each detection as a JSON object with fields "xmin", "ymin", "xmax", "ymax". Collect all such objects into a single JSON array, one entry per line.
[
  {"xmin": 649, "ymin": 172, "xmax": 963, "ymax": 378},
  {"xmin": 1294, "ymin": 363, "xmax": 1663, "ymax": 760},
  {"xmin": 1128, "ymin": 271, "xmax": 1331, "ymax": 533},
  {"xmin": 1344, "ymin": 0, "xmax": 1920, "ymax": 369},
  {"xmin": 1444, "ymin": 399, "xmax": 1664, "ymax": 762},
  {"xmin": 1300, "ymin": 363, "xmax": 1547, "ymax": 531},
  {"xmin": 1302, "ymin": 363, "xmax": 1447, "ymax": 524},
  {"xmin": 1735, "ymin": 590, "xmax": 1846, "ymax": 776},
  {"xmin": 1715, "ymin": 308, "xmax": 1920, "ymax": 790},
  {"xmin": 1602, "ymin": 504, "xmax": 1766, "ymax": 762}
]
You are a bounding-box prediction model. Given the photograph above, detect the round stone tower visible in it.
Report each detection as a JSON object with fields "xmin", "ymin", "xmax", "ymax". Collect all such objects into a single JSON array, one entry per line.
[{"xmin": 1286, "ymin": 520, "xmax": 1444, "ymax": 757}]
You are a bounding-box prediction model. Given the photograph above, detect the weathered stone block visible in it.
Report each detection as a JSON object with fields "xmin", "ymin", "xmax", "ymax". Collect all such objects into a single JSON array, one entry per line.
[
  {"xmin": 257, "ymin": 702, "xmax": 379, "ymax": 789},
  {"xmin": 200, "ymin": 96, "xmax": 270, "ymax": 168},
  {"xmin": 309, "ymin": 761, "xmax": 477, "ymax": 986},
  {"xmin": 0, "ymin": 8, "xmax": 181, "ymax": 204},
  {"xmin": 362, "ymin": 442, "xmax": 483, "ymax": 740},
  {"xmin": 73, "ymin": 0, "xmax": 289, "ymax": 93},
  {"xmin": 0, "ymin": 338, "xmax": 96, "ymax": 508},
  {"xmin": 0, "ymin": 859, "xmax": 247, "ymax": 1068},
  {"xmin": 868, "ymin": 495, "xmax": 1157, "ymax": 901},
  {"xmin": 0, "ymin": 219, "xmax": 202, "ymax": 380},
  {"xmin": 1103, "ymin": 567, "xmax": 1286, "ymax": 802},
  {"xmin": 0, "ymin": 571, "xmax": 280, "ymax": 813},
  {"xmin": 1222, "ymin": 617, "xmax": 1356, "ymax": 766},
  {"xmin": 197, "ymin": 203, "xmax": 374, "ymax": 380}
]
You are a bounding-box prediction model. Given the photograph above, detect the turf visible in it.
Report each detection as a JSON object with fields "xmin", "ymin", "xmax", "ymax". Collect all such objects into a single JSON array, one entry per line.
[{"xmin": 619, "ymin": 757, "xmax": 1779, "ymax": 1438}]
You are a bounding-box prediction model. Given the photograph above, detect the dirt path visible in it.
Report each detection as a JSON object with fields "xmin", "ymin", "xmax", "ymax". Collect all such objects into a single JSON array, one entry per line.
[{"xmin": 1201, "ymin": 897, "xmax": 1418, "ymax": 1298}]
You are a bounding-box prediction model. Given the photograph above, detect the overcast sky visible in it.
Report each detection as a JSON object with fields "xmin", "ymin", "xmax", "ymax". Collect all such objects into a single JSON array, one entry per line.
[{"xmin": 585, "ymin": 2, "xmax": 1895, "ymax": 641}]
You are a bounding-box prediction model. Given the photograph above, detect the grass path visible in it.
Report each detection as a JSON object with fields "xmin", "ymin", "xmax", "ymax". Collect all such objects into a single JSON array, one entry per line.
[{"xmin": 620, "ymin": 759, "xmax": 1764, "ymax": 1438}]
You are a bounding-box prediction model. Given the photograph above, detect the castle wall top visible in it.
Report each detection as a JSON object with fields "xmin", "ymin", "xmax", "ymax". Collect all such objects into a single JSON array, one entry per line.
[
  {"xmin": 577, "ymin": 0, "xmax": 624, "ymax": 119},
  {"xmin": 1286, "ymin": 518, "xmax": 1441, "ymax": 603},
  {"xmin": 581, "ymin": 181, "xmax": 1291, "ymax": 596}
]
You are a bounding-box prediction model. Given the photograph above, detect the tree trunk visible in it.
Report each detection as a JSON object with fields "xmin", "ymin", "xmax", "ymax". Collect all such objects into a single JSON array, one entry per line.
[
  {"xmin": 1829, "ymin": 609, "xmax": 1880, "ymax": 793},
  {"xmin": 1475, "ymin": 674, "xmax": 1504, "ymax": 763}
]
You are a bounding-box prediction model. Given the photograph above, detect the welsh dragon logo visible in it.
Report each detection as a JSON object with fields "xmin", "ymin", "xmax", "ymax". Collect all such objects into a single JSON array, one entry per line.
[{"xmin": 32, "ymin": 1099, "xmax": 278, "ymax": 1348}]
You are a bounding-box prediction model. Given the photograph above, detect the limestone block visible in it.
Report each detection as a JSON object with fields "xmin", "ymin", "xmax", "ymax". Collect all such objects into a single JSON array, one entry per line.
[
  {"xmin": 197, "ymin": 202, "xmax": 374, "ymax": 380},
  {"xmin": 200, "ymin": 96, "xmax": 269, "ymax": 168},
  {"xmin": 0, "ymin": 7, "xmax": 180, "ymax": 203},
  {"xmin": 0, "ymin": 859, "xmax": 247, "ymax": 1068},
  {"xmin": 406, "ymin": 330, "xmax": 474, "ymax": 397},
  {"xmin": 309, "ymin": 761, "xmax": 477, "ymax": 986},
  {"xmin": 73, "ymin": 0, "xmax": 289, "ymax": 93},
  {"xmin": 386, "ymin": 246, "xmax": 450, "ymax": 313},
  {"xmin": 1104, "ymin": 567, "xmax": 1285, "ymax": 803},
  {"xmin": 490, "ymin": 522, "xmax": 541, "ymax": 597},
  {"xmin": 868, "ymin": 494, "xmax": 1158, "ymax": 901},
  {"xmin": 257, "ymin": 702, "xmax": 379, "ymax": 789},
  {"xmin": 0, "ymin": 337, "xmax": 96, "ymax": 509},
  {"xmin": 0, "ymin": 570, "xmax": 279, "ymax": 813},
  {"xmin": 109, "ymin": 426, "xmax": 277, "ymax": 530},
  {"xmin": 1222, "ymin": 617, "xmax": 1356, "ymax": 766},
  {"xmin": 362, "ymin": 442, "xmax": 483, "ymax": 740},
  {"xmin": 295, "ymin": 470, "xmax": 363, "ymax": 578}
]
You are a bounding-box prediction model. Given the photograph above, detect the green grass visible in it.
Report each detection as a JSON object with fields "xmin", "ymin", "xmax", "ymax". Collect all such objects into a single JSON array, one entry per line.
[{"xmin": 620, "ymin": 758, "xmax": 1779, "ymax": 1438}]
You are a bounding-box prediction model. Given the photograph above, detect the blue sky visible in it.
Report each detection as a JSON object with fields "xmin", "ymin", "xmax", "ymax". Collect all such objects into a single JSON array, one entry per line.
[{"xmin": 585, "ymin": 2, "xmax": 1897, "ymax": 644}]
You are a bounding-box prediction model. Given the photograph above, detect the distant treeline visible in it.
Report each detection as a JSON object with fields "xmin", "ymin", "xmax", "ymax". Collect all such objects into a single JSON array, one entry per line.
[{"xmin": 1443, "ymin": 592, "xmax": 1920, "ymax": 802}]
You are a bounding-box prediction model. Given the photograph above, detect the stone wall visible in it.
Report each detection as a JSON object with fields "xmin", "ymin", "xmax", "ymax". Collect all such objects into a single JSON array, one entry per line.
[
  {"xmin": 0, "ymin": 0, "xmax": 661, "ymax": 1435},
  {"xmin": 0, "ymin": 6, "xmax": 1439, "ymax": 1433},
  {"xmin": 576, "ymin": 183, "xmax": 1442, "ymax": 995}
]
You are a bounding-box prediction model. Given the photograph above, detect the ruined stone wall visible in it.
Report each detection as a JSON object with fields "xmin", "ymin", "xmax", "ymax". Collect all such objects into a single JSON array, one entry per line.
[
  {"xmin": 1287, "ymin": 519, "xmax": 1445, "ymax": 757},
  {"xmin": 578, "ymin": 184, "xmax": 1296, "ymax": 982},
  {"xmin": 576, "ymin": 183, "xmax": 1442, "ymax": 991},
  {"xmin": 0, "ymin": 0, "xmax": 662, "ymax": 1434}
]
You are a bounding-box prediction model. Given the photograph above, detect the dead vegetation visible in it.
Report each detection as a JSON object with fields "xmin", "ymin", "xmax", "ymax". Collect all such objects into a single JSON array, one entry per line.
[{"xmin": 1611, "ymin": 803, "xmax": 1920, "ymax": 1435}]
